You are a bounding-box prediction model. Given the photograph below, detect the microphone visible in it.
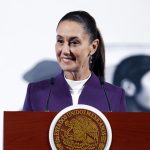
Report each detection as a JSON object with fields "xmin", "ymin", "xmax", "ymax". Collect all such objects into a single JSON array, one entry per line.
[
  {"xmin": 99, "ymin": 77, "xmax": 112, "ymax": 112},
  {"xmin": 45, "ymin": 78, "xmax": 55, "ymax": 111}
]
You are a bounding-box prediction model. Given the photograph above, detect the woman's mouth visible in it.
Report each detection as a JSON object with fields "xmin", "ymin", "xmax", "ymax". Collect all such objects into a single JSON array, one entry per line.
[{"xmin": 61, "ymin": 57, "xmax": 75, "ymax": 63}]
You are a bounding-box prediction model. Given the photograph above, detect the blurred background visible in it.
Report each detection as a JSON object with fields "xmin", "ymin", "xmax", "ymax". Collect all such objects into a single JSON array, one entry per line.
[{"xmin": 0, "ymin": 0, "xmax": 150, "ymax": 149}]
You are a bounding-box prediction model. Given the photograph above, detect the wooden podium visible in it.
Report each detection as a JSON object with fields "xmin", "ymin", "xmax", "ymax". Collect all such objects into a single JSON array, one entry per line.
[{"xmin": 4, "ymin": 112, "xmax": 150, "ymax": 150}]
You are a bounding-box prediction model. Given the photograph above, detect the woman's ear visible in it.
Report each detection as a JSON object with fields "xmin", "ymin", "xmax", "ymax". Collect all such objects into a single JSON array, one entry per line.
[
  {"xmin": 121, "ymin": 79, "xmax": 136, "ymax": 96},
  {"xmin": 90, "ymin": 39, "xmax": 99, "ymax": 55}
]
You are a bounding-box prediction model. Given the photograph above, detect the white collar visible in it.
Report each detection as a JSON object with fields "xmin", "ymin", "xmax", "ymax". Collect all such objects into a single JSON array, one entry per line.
[{"xmin": 64, "ymin": 73, "xmax": 91, "ymax": 90}]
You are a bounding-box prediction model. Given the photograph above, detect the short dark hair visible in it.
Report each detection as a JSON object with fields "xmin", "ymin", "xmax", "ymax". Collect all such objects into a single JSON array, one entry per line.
[
  {"xmin": 57, "ymin": 10, "xmax": 105, "ymax": 81},
  {"xmin": 113, "ymin": 55, "xmax": 150, "ymax": 93}
]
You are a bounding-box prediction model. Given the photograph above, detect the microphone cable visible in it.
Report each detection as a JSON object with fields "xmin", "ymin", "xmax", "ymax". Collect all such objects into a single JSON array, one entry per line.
[{"xmin": 99, "ymin": 78, "xmax": 112, "ymax": 112}]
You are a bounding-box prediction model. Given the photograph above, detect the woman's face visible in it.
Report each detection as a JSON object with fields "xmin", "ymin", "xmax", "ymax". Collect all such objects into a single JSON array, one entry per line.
[{"xmin": 55, "ymin": 20, "xmax": 97, "ymax": 75}]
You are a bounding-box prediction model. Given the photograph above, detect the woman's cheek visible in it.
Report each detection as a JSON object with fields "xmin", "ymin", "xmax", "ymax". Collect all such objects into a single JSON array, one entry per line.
[{"xmin": 55, "ymin": 47, "xmax": 61, "ymax": 57}]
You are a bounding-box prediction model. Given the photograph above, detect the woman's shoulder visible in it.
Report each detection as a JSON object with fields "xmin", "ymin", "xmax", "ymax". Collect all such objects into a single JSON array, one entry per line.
[
  {"xmin": 28, "ymin": 79, "xmax": 52, "ymax": 89},
  {"xmin": 28, "ymin": 72, "xmax": 64, "ymax": 89},
  {"xmin": 104, "ymin": 81, "xmax": 124, "ymax": 93}
]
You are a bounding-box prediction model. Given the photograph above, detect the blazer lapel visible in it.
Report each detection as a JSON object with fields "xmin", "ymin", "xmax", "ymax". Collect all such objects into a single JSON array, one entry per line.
[
  {"xmin": 48, "ymin": 72, "xmax": 72, "ymax": 111},
  {"xmin": 79, "ymin": 73, "xmax": 109, "ymax": 111}
]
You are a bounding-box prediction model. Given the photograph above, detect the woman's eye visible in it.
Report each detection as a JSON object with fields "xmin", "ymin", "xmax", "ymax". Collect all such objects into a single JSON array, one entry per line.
[
  {"xmin": 57, "ymin": 39, "xmax": 64, "ymax": 44},
  {"xmin": 70, "ymin": 41, "xmax": 79, "ymax": 46}
]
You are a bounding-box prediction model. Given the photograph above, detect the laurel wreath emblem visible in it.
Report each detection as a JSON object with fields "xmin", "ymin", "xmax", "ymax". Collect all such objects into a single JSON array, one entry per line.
[{"xmin": 53, "ymin": 109, "xmax": 107, "ymax": 150}]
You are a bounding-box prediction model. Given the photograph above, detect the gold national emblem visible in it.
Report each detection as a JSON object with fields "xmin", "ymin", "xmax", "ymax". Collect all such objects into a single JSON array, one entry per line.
[{"xmin": 53, "ymin": 109, "xmax": 107, "ymax": 150}]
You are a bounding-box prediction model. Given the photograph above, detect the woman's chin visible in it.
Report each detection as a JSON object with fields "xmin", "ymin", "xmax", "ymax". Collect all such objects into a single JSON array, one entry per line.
[{"xmin": 60, "ymin": 65, "xmax": 77, "ymax": 72}]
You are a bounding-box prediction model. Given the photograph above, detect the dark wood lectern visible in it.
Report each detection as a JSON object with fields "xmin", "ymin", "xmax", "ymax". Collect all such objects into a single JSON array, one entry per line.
[{"xmin": 4, "ymin": 112, "xmax": 150, "ymax": 150}]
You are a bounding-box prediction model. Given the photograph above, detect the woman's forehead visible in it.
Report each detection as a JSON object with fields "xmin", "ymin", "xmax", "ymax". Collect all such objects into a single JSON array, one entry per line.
[{"xmin": 56, "ymin": 21, "xmax": 87, "ymax": 37}]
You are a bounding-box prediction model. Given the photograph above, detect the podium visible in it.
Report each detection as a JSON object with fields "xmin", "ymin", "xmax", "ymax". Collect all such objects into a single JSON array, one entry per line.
[{"xmin": 4, "ymin": 112, "xmax": 150, "ymax": 150}]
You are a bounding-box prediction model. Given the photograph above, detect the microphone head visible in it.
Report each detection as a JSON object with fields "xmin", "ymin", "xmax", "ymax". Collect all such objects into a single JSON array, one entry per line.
[
  {"xmin": 50, "ymin": 78, "xmax": 55, "ymax": 85},
  {"xmin": 100, "ymin": 77, "xmax": 104, "ymax": 85}
]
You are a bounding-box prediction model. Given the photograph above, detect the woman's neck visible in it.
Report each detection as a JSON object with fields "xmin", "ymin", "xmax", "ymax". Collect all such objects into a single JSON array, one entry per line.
[{"xmin": 64, "ymin": 70, "xmax": 91, "ymax": 81}]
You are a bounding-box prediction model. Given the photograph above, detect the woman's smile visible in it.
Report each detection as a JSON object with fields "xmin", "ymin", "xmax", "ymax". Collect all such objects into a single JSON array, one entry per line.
[{"xmin": 61, "ymin": 57, "xmax": 75, "ymax": 63}]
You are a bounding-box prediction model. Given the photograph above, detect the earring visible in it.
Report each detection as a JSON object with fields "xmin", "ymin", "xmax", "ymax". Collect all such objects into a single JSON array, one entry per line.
[{"xmin": 90, "ymin": 55, "xmax": 92, "ymax": 64}]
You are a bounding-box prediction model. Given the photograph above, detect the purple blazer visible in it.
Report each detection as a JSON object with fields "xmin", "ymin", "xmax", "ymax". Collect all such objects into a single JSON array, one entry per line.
[{"xmin": 23, "ymin": 72, "xmax": 126, "ymax": 112}]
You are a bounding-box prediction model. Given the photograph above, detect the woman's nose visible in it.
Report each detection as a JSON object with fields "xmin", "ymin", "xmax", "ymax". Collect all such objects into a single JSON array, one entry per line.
[{"xmin": 62, "ymin": 44, "xmax": 70, "ymax": 54}]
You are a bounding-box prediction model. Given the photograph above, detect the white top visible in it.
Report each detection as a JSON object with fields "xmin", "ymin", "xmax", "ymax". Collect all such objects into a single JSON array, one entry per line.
[{"xmin": 65, "ymin": 74, "xmax": 91, "ymax": 105}]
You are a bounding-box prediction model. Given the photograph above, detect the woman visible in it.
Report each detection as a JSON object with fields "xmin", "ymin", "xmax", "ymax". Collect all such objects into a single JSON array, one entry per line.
[{"xmin": 23, "ymin": 10, "xmax": 126, "ymax": 112}]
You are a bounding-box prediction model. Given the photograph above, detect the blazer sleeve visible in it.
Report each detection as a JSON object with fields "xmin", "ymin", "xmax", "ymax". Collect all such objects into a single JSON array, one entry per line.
[
  {"xmin": 119, "ymin": 89, "xmax": 127, "ymax": 112},
  {"xmin": 23, "ymin": 83, "xmax": 33, "ymax": 111}
]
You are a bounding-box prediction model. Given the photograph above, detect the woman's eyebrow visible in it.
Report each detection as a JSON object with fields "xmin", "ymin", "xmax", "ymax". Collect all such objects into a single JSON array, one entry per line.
[
  {"xmin": 56, "ymin": 35, "xmax": 79, "ymax": 41},
  {"xmin": 56, "ymin": 35, "xmax": 63, "ymax": 38},
  {"xmin": 69, "ymin": 37, "xmax": 79, "ymax": 41}
]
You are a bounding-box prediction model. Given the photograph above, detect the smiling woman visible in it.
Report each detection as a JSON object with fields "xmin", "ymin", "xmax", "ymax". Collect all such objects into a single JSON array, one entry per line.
[
  {"xmin": 55, "ymin": 20, "xmax": 97, "ymax": 80},
  {"xmin": 23, "ymin": 10, "xmax": 126, "ymax": 112}
]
